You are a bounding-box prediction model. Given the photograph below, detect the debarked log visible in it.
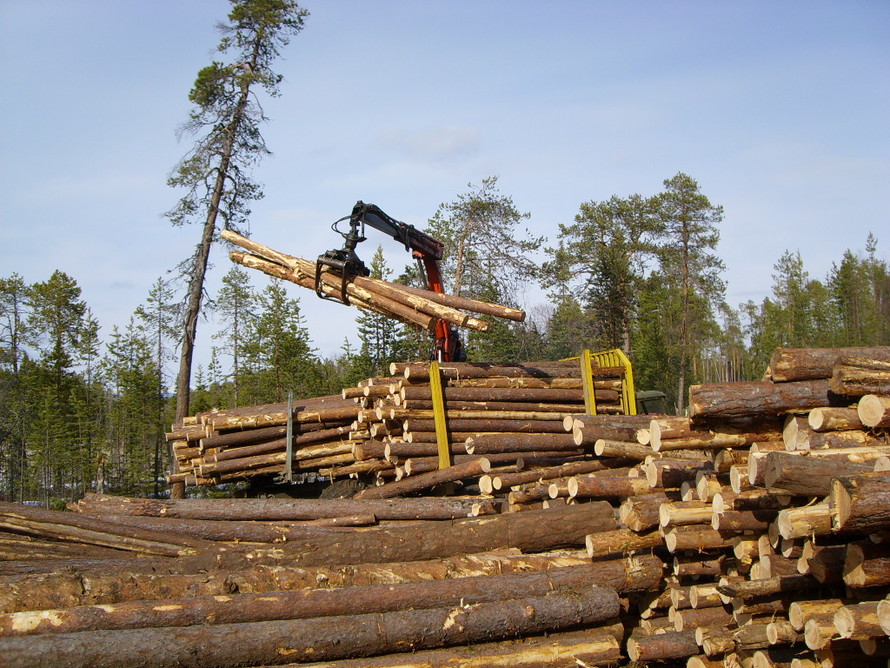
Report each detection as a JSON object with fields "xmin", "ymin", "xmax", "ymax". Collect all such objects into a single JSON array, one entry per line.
[{"xmin": 0, "ymin": 585, "xmax": 621, "ymax": 668}]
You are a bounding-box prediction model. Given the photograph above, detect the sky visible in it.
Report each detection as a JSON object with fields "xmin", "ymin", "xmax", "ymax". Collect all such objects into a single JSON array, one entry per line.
[{"xmin": 1, "ymin": 1, "xmax": 888, "ymax": 371}]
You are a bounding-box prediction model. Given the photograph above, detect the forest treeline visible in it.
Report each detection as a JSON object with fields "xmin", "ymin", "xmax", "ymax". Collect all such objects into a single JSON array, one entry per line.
[{"xmin": 1, "ymin": 174, "xmax": 888, "ymax": 505}]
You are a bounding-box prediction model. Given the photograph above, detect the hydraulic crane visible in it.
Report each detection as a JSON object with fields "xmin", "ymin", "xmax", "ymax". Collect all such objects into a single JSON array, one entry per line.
[{"xmin": 316, "ymin": 201, "xmax": 465, "ymax": 362}]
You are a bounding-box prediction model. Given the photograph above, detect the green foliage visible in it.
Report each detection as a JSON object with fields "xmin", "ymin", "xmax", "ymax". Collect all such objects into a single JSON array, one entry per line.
[
  {"xmin": 426, "ymin": 176, "xmax": 542, "ymax": 304},
  {"xmin": 353, "ymin": 247, "xmax": 407, "ymax": 377},
  {"xmin": 545, "ymin": 193, "xmax": 661, "ymax": 351},
  {"xmin": 239, "ymin": 279, "xmax": 321, "ymax": 403}
]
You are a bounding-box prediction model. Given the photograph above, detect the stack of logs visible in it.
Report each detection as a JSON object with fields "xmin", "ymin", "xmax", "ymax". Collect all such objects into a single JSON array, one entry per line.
[
  {"xmin": 1, "ymin": 346, "xmax": 889, "ymax": 667},
  {"xmin": 166, "ymin": 358, "xmax": 633, "ymax": 492}
]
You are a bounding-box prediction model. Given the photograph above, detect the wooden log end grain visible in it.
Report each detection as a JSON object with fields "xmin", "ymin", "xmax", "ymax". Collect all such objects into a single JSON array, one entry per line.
[{"xmin": 858, "ymin": 394, "xmax": 890, "ymax": 428}]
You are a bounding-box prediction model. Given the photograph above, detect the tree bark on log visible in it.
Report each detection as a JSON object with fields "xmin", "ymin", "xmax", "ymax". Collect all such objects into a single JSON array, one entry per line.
[
  {"xmin": 807, "ymin": 407, "xmax": 864, "ymax": 432},
  {"xmin": 584, "ymin": 529, "xmax": 663, "ymax": 558},
  {"xmin": 688, "ymin": 380, "xmax": 845, "ymax": 422},
  {"xmin": 0, "ymin": 548, "xmax": 604, "ymax": 614},
  {"xmin": 768, "ymin": 347, "xmax": 890, "ymax": 382},
  {"xmin": 626, "ymin": 628, "xmax": 699, "ymax": 662},
  {"xmin": 829, "ymin": 357, "xmax": 890, "ymax": 396},
  {"xmin": 618, "ymin": 491, "xmax": 670, "ymax": 532},
  {"xmin": 353, "ymin": 458, "xmax": 490, "ymax": 499},
  {"xmin": 0, "ymin": 585, "xmax": 620, "ymax": 668},
  {"xmin": 290, "ymin": 627, "xmax": 623, "ymax": 668},
  {"xmin": 0, "ymin": 502, "xmax": 211, "ymax": 557},
  {"xmin": 0, "ymin": 565, "xmax": 615, "ymax": 637},
  {"xmin": 763, "ymin": 451, "xmax": 874, "ymax": 496},
  {"xmin": 465, "ymin": 433, "xmax": 581, "ymax": 455},
  {"xmin": 70, "ymin": 493, "xmax": 493, "ymax": 521},
  {"xmin": 829, "ymin": 471, "xmax": 890, "ymax": 533},
  {"xmin": 226, "ymin": 502, "xmax": 618, "ymax": 567},
  {"xmin": 843, "ymin": 542, "xmax": 890, "ymax": 588}
]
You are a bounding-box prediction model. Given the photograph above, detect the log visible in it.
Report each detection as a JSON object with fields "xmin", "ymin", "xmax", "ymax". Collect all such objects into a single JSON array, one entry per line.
[
  {"xmin": 789, "ymin": 598, "xmax": 845, "ymax": 631},
  {"xmin": 768, "ymin": 347, "xmax": 890, "ymax": 382},
  {"xmin": 663, "ymin": 525, "xmax": 737, "ymax": 553},
  {"xmin": 763, "ymin": 451, "xmax": 873, "ymax": 496},
  {"xmin": 0, "ymin": 565, "xmax": 615, "ymax": 637},
  {"xmin": 235, "ymin": 502, "xmax": 618, "ymax": 566},
  {"xmin": 293, "ymin": 627, "xmax": 623, "ymax": 667},
  {"xmin": 858, "ymin": 394, "xmax": 890, "ymax": 428},
  {"xmin": 0, "ymin": 502, "xmax": 211, "ymax": 557},
  {"xmin": 830, "ymin": 357, "xmax": 890, "ymax": 396},
  {"xmin": 584, "ymin": 529, "xmax": 663, "ymax": 558},
  {"xmin": 844, "ymin": 542, "xmax": 890, "ymax": 588},
  {"xmin": 807, "ymin": 407, "xmax": 864, "ymax": 432},
  {"xmin": 626, "ymin": 628, "xmax": 699, "ymax": 662},
  {"xmin": 71, "ymin": 493, "xmax": 492, "ymax": 521},
  {"xmin": 0, "ymin": 585, "xmax": 620, "ymax": 668},
  {"xmin": 465, "ymin": 433, "xmax": 581, "ymax": 455},
  {"xmin": 619, "ymin": 491, "xmax": 670, "ymax": 532},
  {"xmin": 688, "ymin": 380, "xmax": 844, "ymax": 422},
  {"xmin": 775, "ymin": 503, "xmax": 832, "ymax": 540},
  {"xmin": 673, "ymin": 605, "xmax": 733, "ymax": 632},
  {"xmin": 659, "ymin": 500, "xmax": 713, "ymax": 528},
  {"xmin": 644, "ymin": 457, "xmax": 714, "ymax": 488},
  {"xmin": 353, "ymin": 458, "xmax": 490, "ymax": 499},
  {"xmin": 569, "ymin": 472, "xmax": 651, "ymax": 500},
  {"xmin": 833, "ymin": 600, "xmax": 886, "ymax": 640},
  {"xmin": 711, "ymin": 509, "xmax": 773, "ymax": 533},
  {"xmin": 829, "ymin": 471, "xmax": 890, "ymax": 533},
  {"xmin": 491, "ymin": 459, "xmax": 608, "ymax": 490},
  {"xmin": 718, "ymin": 574, "xmax": 815, "ymax": 601},
  {"xmin": 0, "ymin": 548, "xmax": 606, "ymax": 614}
]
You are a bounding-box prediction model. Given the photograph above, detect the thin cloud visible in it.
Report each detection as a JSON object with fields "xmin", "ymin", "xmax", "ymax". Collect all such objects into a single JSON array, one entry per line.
[{"xmin": 376, "ymin": 125, "xmax": 482, "ymax": 164}]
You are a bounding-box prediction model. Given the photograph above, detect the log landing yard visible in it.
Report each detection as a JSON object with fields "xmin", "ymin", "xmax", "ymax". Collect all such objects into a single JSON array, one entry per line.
[{"xmin": 1, "ymin": 208, "xmax": 889, "ymax": 667}]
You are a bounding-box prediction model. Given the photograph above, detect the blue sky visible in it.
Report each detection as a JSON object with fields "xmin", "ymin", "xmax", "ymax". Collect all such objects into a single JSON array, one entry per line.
[{"xmin": 1, "ymin": 1, "xmax": 888, "ymax": 367}]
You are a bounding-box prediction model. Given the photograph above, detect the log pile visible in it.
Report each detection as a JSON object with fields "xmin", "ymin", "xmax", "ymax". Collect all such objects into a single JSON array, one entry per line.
[
  {"xmin": 166, "ymin": 359, "xmax": 636, "ymax": 494},
  {"xmin": 2, "ymin": 346, "xmax": 889, "ymax": 667}
]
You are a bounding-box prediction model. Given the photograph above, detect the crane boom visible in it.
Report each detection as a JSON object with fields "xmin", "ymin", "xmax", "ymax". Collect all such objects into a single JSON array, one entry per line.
[{"xmin": 316, "ymin": 201, "xmax": 464, "ymax": 362}]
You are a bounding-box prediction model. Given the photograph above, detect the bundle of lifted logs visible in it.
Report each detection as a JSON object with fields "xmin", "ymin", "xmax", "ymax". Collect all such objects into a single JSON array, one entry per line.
[
  {"xmin": 220, "ymin": 228, "xmax": 526, "ymax": 334},
  {"xmin": 2, "ymin": 346, "xmax": 889, "ymax": 668}
]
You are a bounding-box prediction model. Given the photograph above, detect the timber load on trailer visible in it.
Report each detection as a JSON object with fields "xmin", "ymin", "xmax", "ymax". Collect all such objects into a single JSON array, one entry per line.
[{"xmin": 166, "ymin": 350, "xmax": 646, "ymax": 492}]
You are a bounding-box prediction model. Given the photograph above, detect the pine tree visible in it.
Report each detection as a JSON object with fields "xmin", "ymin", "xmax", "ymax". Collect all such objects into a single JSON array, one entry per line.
[
  {"xmin": 544, "ymin": 193, "xmax": 660, "ymax": 352},
  {"xmin": 354, "ymin": 247, "xmax": 404, "ymax": 377},
  {"xmin": 212, "ymin": 266, "xmax": 257, "ymax": 405},
  {"xmin": 426, "ymin": 176, "xmax": 542, "ymax": 304},
  {"xmin": 241, "ymin": 279, "xmax": 320, "ymax": 403},
  {"xmin": 167, "ymin": 0, "xmax": 308, "ymax": 424},
  {"xmin": 654, "ymin": 173, "xmax": 725, "ymax": 413}
]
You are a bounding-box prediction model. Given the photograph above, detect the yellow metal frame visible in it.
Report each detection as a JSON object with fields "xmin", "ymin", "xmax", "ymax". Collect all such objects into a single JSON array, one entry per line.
[
  {"xmin": 428, "ymin": 361, "xmax": 452, "ymax": 469},
  {"xmin": 565, "ymin": 348, "xmax": 637, "ymax": 416}
]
